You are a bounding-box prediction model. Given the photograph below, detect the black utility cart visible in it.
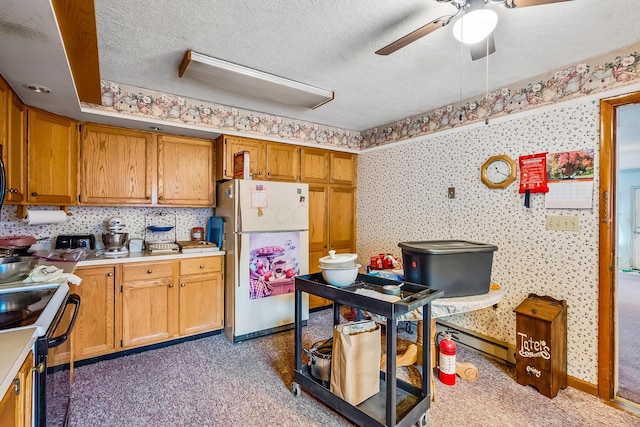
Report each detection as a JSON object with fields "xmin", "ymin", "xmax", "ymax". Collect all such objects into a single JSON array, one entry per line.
[{"xmin": 292, "ymin": 273, "xmax": 443, "ymax": 427}]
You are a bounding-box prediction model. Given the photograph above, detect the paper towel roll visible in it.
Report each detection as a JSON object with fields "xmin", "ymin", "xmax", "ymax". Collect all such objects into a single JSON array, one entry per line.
[{"xmin": 23, "ymin": 209, "xmax": 69, "ymax": 225}]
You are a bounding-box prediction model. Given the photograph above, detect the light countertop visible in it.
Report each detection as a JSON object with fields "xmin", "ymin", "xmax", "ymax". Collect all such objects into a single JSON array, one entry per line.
[
  {"xmin": 75, "ymin": 250, "xmax": 225, "ymax": 267},
  {"xmin": 0, "ymin": 328, "xmax": 37, "ymax": 399}
]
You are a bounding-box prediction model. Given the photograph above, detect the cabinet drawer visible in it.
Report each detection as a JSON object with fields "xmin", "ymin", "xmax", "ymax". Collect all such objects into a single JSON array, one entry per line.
[
  {"xmin": 179, "ymin": 257, "xmax": 222, "ymax": 275},
  {"xmin": 122, "ymin": 262, "xmax": 174, "ymax": 282}
]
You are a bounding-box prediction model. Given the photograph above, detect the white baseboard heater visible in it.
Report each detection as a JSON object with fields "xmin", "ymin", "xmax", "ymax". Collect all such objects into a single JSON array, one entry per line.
[{"xmin": 435, "ymin": 320, "xmax": 516, "ymax": 364}]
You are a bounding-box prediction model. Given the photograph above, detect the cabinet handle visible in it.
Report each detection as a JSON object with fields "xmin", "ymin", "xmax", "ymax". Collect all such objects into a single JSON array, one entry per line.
[
  {"xmin": 107, "ymin": 272, "xmax": 113, "ymax": 277},
  {"xmin": 31, "ymin": 191, "xmax": 38, "ymax": 196},
  {"xmin": 258, "ymin": 171, "xmax": 262, "ymax": 175},
  {"xmin": 169, "ymin": 283, "xmax": 174, "ymax": 288},
  {"xmin": 180, "ymin": 283, "xmax": 186, "ymax": 287},
  {"xmin": 147, "ymin": 270, "xmax": 152, "ymax": 274},
  {"xmin": 324, "ymin": 177, "xmax": 328, "ymax": 181},
  {"xmin": 13, "ymin": 378, "xmax": 20, "ymax": 396},
  {"xmin": 267, "ymin": 172, "xmax": 271, "ymax": 176},
  {"xmin": 158, "ymin": 196, "xmax": 164, "ymax": 201},
  {"xmin": 146, "ymin": 196, "xmax": 151, "ymax": 200},
  {"xmin": 200, "ymin": 265, "xmax": 205, "ymax": 269}
]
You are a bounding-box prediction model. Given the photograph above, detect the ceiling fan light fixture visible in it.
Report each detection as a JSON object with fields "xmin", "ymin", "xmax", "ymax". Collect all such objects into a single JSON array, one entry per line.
[{"xmin": 452, "ymin": 9, "xmax": 498, "ymax": 44}]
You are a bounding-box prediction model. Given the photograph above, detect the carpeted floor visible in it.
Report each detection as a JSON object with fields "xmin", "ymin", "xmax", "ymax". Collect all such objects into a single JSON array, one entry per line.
[
  {"xmin": 618, "ymin": 272, "xmax": 640, "ymax": 403},
  {"xmin": 67, "ymin": 308, "xmax": 640, "ymax": 427}
]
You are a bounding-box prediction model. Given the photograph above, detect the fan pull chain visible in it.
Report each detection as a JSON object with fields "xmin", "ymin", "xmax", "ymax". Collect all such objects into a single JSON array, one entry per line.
[
  {"xmin": 459, "ymin": 13, "xmax": 464, "ymax": 122},
  {"xmin": 485, "ymin": 37, "xmax": 490, "ymax": 125}
]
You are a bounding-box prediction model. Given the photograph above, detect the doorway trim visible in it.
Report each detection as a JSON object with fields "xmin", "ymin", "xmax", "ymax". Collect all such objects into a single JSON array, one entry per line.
[{"xmin": 599, "ymin": 91, "xmax": 640, "ymax": 399}]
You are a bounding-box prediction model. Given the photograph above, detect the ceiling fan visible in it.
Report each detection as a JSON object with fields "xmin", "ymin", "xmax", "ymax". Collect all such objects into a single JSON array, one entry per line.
[{"xmin": 375, "ymin": 0, "xmax": 571, "ymax": 61}]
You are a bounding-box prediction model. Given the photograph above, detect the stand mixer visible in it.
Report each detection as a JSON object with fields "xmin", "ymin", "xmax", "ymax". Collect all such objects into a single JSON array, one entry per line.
[{"xmin": 102, "ymin": 216, "xmax": 129, "ymax": 256}]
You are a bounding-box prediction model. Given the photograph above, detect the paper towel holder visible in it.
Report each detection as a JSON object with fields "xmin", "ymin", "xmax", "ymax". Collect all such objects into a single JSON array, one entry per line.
[{"xmin": 16, "ymin": 205, "xmax": 73, "ymax": 219}]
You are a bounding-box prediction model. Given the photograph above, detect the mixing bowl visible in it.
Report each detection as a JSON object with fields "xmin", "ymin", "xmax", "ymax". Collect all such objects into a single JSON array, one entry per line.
[
  {"xmin": 320, "ymin": 264, "xmax": 361, "ymax": 287},
  {"xmin": 0, "ymin": 256, "xmax": 38, "ymax": 283},
  {"xmin": 102, "ymin": 232, "xmax": 129, "ymax": 251}
]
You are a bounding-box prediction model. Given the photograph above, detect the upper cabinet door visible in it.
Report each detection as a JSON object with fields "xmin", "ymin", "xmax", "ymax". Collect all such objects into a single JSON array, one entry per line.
[
  {"xmin": 5, "ymin": 92, "xmax": 26, "ymax": 203},
  {"xmin": 27, "ymin": 109, "xmax": 78, "ymax": 205},
  {"xmin": 330, "ymin": 152, "xmax": 357, "ymax": 186},
  {"xmin": 218, "ymin": 136, "xmax": 266, "ymax": 180},
  {"xmin": 300, "ymin": 147, "xmax": 330, "ymax": 183},
  {"xmin": 266, "ymin": 143, "xmax": 300, "ymax": 181},
  {"xmin": 157, "ymin": 135, "xmax": 214, "ymax": 206},
  {"xmin": 80, "ymin": 124, "xmax": 155, "ymax": 205}
]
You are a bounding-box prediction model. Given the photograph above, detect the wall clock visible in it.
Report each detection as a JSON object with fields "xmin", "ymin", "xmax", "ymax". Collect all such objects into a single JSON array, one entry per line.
[{"xmin": 481, "ymin": 154, "xmax": 517, "ymax": 189}]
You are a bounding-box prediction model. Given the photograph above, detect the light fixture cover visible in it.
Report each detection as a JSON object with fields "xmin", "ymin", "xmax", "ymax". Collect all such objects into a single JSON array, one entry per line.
[
  {"xmin": 179, "ymin": 50, "xmax": 334, "ymax": 109},
  {"xmin": 452, "ymin": 9, "xmax": 498, "ymax": 45}
]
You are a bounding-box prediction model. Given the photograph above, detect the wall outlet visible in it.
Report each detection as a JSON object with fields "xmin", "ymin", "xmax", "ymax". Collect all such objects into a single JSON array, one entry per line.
[
  {"xmin": 546, "ymin": 215, "xmax": 580, "ymax": 231},
  {"xmin": 448, "ymin": 187, "xmax": 456, "ymax": 199}
]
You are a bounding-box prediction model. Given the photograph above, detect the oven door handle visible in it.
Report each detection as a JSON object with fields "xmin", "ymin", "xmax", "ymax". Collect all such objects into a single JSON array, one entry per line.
[{"xmin": 48, "ymin": 294, "xmax": 81, "ymax": 348}]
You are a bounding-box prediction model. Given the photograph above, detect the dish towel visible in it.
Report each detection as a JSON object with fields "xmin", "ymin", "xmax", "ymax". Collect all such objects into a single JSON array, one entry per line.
[{"xmin": 23, "ymin": 265, "xmax": 82, "ymax": 286}]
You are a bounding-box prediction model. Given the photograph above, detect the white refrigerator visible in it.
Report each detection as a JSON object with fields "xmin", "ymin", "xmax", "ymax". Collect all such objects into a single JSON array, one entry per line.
[{"xmin": 216, "ymin": 179, "xmax": 309, "ymax": 343}]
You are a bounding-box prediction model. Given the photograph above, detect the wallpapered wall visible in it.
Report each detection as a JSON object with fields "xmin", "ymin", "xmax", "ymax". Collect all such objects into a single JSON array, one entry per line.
[{"xmin": 356, "ymin": 99, "xmax": 600, "ymax": 383}]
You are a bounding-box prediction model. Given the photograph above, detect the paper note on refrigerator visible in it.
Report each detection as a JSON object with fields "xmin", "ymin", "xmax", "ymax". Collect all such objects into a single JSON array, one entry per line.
[{"xmin": 251, "ymin": 188, "xmax": 268, "ymax": 208}]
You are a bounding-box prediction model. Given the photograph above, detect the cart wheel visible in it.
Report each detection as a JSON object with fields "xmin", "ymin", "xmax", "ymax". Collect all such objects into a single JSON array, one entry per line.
[
  {"xmin": 291, "ymin": 382, "xmax": 301, "ymax": 397},
  {"xmin": 417, "ymin": 411, "xmax": 430, "ymax": 427}
]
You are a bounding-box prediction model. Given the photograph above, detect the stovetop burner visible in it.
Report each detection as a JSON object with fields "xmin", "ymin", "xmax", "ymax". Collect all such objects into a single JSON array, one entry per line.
[
  {"xmin": 0, "ymin": 287, "xmax": 56, "ymax": 331},
  {"xmin": 0, "ymin": 309, "xmax": 31, "ymax": 328}
]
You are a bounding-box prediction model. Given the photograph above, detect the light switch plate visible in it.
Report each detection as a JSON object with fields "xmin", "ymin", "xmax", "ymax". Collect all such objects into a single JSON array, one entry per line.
[{"xmin": 546, "ymin": 215, "xmax": 579, "ymax": 231}]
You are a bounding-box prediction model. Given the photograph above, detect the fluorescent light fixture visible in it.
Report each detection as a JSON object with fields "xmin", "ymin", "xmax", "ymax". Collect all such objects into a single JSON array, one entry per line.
[
  {"xmin": 452, "ymin": 9, "xmax": 498, "ymax": 44},
  {"xmin": 179, "ymin": 50, "xmax": 334, "ymax": 109}
]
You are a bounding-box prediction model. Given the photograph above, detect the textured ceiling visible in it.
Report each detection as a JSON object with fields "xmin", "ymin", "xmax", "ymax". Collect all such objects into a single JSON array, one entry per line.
[{"xmin": 1, "ymin": 0, "xmax": 640, "ymax": 138}]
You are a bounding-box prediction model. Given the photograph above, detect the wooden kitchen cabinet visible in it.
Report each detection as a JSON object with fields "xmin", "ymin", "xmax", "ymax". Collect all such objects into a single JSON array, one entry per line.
[
  {"xmin": 0, "ymin": 78, "xmax": 26, "ymax": 204},
  {"xmin": 4, "ymin": 90, "xmax": 27, "ymax": 204},
  {"xmin": 328, "ymin": 186, "xmax": 356, "ymax": 250},
  {"xmin": 26, "ymin": 108, "xmax": 78, "ymax": 205},
  {"xmin": 157, "ymin": 134, "xmax": 215, "ymax": 206},
  {"xmin": 120, "ymin": 261, "xmax": 176, "ymax": 348},
  {"xmin": 49, "ymin": 266, "xmax": 116, "ymax": 366},
  {"xmin": 265, "ymin": 142, "xmax": 299, "ymax": 181},
  {"xmin": 329, "ymin": 151, "xmax": 357, "ymax": 186},
  {"xmin": 300, "ymin": 147, "xmax": 330, "ymax": 183},
  {"xmin": 73, "ymin": 266, "xmax": 116, "ymax": 359},
  {"xmin": 215, "ymin": 135, "xmax": 300, "ymax": 181},
  {"xmin": 307, "ymin": 185, "xmax": 356, "ymax": 309},
  {"xmin": 216, "ymin": 135, "xmax": 266, "ymax": 180},
  {"xmin": 0, "ymin": 351, "xmax": 32, "ymax": 427},
  {"xmin": 177, "ymin": 257, "xmax": 223, "ymax": 335},
  {"xmin": 79, "ymin": 124, "xmax": 155, "ymax": 205}
]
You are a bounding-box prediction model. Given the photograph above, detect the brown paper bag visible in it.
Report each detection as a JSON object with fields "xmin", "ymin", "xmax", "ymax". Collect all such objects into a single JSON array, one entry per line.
[{"xmin": 330, "ymin": 320, "xmax": 381, "ymax": 406}]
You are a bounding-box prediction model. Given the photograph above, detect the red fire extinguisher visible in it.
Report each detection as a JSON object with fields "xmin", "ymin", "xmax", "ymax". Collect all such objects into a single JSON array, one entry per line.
[{"xmin": 438, "ymin": 333, "xmax": 457, "ymax": 386}]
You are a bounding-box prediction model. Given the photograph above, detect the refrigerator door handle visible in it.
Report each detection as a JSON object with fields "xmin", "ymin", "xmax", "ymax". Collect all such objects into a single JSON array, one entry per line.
[{"xmin": 235, "ymin": 232, "xmax": 241, "ymax": 287}]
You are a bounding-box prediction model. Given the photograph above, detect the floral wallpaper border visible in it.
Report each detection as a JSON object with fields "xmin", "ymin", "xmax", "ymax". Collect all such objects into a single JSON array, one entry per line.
[
  {"xmin": 82, "ymin": 42, "xmax": 640, "ymax": 150},
  {"xmin": 90, "ymin": 83, "xmax": 363, "ymax": 149},
  {"xmin": 361, "ymin": 42, "xmax": 640, "ymax": 148}
]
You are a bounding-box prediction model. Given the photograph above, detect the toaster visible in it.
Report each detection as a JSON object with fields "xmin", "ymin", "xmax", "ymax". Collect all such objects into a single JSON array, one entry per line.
[{"xmin": 55, "ymin": 234, "xmax": 96, "ymax": 250}]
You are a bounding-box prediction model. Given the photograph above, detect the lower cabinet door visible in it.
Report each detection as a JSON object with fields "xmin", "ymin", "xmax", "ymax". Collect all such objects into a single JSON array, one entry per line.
[
  {"xmin": 122, "ymin": 279, "xmax": 175, "ymax": 348},
  {"xmin": 74, "ymin": 266, "xmax": 116, "ymax": 360},
  {"xmin": 178, "ymin": 273, "xmax": 223, "ymax": 336}
]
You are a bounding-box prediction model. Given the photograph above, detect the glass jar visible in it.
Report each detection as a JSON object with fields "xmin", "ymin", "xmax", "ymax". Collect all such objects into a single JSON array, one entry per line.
[{"xmin": 191, "ymin": 227, "xmax": 204, "ymax": 241}]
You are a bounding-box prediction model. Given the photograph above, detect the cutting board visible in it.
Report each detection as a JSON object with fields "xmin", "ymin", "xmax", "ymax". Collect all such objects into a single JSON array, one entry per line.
[{"xmin": 177, "ymin": 240, "xmax": 219, "ymax": 253}]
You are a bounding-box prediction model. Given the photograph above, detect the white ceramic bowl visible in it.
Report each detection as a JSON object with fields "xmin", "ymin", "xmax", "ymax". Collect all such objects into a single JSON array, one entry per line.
[
  {"xmin": 319, "ymin": 250, "xmax": 358, "ymax": 268},
  {"xmin": 320, "ymin": 264, "xmax": 361, "ymax": 287}
]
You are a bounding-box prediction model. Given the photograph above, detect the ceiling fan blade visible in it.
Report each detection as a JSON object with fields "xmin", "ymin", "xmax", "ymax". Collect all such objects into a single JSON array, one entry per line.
[
  {"xmin": 470, "ymin": 33, "xmax": 496, "ymax": 61},
  {"xmin": 504, "ymin": 0, "xmax": 571, "ymax": 8},
  {"xmin": 375, "ymin": 15, "xmax": 454, "ymax": 55}
]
